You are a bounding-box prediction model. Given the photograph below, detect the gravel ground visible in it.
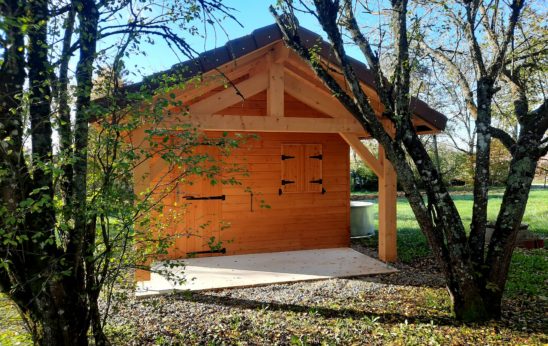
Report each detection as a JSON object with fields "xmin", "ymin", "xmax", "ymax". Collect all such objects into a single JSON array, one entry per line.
[{"xmin": 103, "ymin": 244, "xmax": 546, "ymax": 345}]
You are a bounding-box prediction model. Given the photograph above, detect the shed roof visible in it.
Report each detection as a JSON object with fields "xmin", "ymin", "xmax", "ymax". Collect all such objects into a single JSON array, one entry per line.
[{"xmin": 119, "ymin": 24, "xmax": 447, "ymax": 131}]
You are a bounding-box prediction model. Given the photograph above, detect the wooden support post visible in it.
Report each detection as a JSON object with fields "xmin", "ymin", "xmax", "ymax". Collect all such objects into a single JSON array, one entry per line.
[
  {"xmin": 267, "ymin": 62, "xmax": 284, "ymax": 117},
  {"xmin": 378, "ymin": 145, "xmax": 397, "ymax": 262}
]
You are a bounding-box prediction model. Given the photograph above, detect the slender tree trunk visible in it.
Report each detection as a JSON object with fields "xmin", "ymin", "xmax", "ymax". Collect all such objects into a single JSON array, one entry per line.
[
  {"xmin": 57, "ymin": 7, "xmax": 76, "ymax": 224},
  {"xmin": 483, "ymin": 131, "xmax": 541, "ymax": 317},
  {"xmin": 67, "ymin": 0, "xmax": 99, "ymax": 272},
  {"xmin": 468, "ymin": 79, "xmax": 494, "ymax": 269},
  {"xmin": 0, "ymin": 0, "xmax": 27, "ymax": 207}
]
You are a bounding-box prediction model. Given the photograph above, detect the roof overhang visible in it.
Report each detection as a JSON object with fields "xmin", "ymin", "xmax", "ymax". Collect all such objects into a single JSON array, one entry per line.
[{"xmin": 99, "ymin": 24, "xmax": 447, "ymax": 133}]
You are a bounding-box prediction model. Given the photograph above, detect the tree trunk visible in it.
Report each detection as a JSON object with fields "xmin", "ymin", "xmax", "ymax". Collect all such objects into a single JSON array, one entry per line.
[
  {"xmin": 90, "ymin": 294, "xmax": 110, "ymax": 346},
  {"xmin": 22, "ymin": 278, "xmax": 90, "ymax": 346},
  {"xmin": 272, "ymin": 2, "xmax": 491, "ymax": 322},
  {"xmin": 450, "ymin": 286, "xmax": 490, "ymax": 322},
  {"xmin": 468, "ymin": 79, "xmax": 494, "ymax": 269},
  {"xmin": 482, "ymin": 132, "xmax": 541, "ymax": 318}
]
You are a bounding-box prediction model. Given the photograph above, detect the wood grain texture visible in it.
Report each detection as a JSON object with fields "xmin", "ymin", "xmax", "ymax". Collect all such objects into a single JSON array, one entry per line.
[{"xmin": 143, "ymin": 132, "xmax": 350, "ymax": 259}]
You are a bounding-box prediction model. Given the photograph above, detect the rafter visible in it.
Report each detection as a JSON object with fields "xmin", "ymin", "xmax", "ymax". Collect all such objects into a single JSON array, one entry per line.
[
  {"xmin": 188, "ymin": 72, "xmax": 268, "ymax": 115},
  {"xmin": 339, "ymin": 133, "xmax": 382, "ymax": 176},
  {"xmin": 284, "ymin": 69, "xmax": 352, "ymax": 118},
  {"xmin": 165, "ymin": 54, "xmax": 270, "ymax": 106}
]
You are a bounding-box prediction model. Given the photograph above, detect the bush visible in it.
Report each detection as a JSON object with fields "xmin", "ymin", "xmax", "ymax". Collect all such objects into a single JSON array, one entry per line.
[{"xmin": 351, "ymin": 164, "xmax": 378, "ymax": 191}]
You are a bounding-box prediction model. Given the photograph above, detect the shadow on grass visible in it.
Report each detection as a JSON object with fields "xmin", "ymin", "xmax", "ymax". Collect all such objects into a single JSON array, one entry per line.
[
  {"xmin": 174, "ymin": 290, "xmax": 545, "ymax": 333},
  {"xmin": 180, "ymin": 291, "xmax": 457, "ymax": 327}
]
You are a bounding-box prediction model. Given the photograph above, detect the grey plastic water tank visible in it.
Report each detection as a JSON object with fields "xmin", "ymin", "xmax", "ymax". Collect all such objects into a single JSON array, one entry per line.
[{"xmin": 350, "ymin": 201, "xmax": 375, "ymax": 237}]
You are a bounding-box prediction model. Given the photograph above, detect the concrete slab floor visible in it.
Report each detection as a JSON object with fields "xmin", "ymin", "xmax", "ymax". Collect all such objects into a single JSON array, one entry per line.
[{"xmin": 136, "ymin": 248, "xmax": 397, "ymax": 297}]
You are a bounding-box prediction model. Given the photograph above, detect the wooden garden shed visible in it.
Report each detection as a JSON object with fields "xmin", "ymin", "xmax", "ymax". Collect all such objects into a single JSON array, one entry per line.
[{"xmin": 130, "ymin": 24, "xmax": 447, "ymax": 281}]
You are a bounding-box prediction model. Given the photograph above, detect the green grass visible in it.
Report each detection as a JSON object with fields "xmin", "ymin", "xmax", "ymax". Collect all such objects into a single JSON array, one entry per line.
[
  {"xmin": 506, "ymin": 248, "xmax": 547, "ymax": 296},
  {"xmin": 361, "ymin": 189, "xmax": 547, "ymax": 258},
  {"xmin": 1, "ymin": 190, "xmax": 546, "ymax": 345},
  {"xmin": 368, "ymin": 188, "xmax": 547, "ymax": 236},
  {"xmin": 359, "ymin": 189, "xmax": 548, "ymax": 296},
  {"xmin": 0, "ymin": 297, "xmax": 32, "ymax": 345}
]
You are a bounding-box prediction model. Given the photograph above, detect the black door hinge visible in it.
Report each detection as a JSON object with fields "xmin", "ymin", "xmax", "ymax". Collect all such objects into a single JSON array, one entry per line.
[
  {"xmin": 309, "ymin": 154, "xmax": 323, "ymax": 160},
  {"xmin": 309, "ymin": 179, "xmax": 323, "ymax": 184},
  {"xmin": 281, "ymin": 154, "xmax": 295, "ymax": 160},
  {"xmin": 281, "ymin": 180, "xmax": 295, "ymax": 185},
  {"xmin": 184, "ymin": 195, "xmax": 226, "ymax": 200}
]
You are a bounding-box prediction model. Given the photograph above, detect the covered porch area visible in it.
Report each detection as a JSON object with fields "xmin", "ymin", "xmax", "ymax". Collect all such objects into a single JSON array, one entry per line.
[
  {"xmin": 136, "ymin": 248, "xmax": 396, "ymax": 297},
  {"xmin": 130, "ymin": 24, "xmax": 447, "ymax": 288}
]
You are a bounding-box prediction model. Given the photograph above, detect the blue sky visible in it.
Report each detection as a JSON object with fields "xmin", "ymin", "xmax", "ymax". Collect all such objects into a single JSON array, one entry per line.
[{"xmin": 127, "ymin": 0, "xmax": 325, "ymax": 80}]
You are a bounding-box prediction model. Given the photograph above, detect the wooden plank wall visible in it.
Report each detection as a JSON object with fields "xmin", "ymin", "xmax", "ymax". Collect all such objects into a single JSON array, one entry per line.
[
  {"xmin": 213, "ymin": 131, "xmax": 350, "ymax": 255},
  {"xmin": 147, "ymin": 131, "xmax": 351, "ymax": 259}
]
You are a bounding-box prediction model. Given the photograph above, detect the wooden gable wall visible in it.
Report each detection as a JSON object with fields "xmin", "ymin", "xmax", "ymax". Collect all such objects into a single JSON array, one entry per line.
[{"xmin": 135, "ymin": 41, "xmax": 399, "ymax": 281}]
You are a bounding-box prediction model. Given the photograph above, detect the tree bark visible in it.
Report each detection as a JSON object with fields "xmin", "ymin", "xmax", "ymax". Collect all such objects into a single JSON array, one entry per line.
[
  {"xmin": 29, "ymin": 282, "xmax": 89, "ymax": 345},
  {"xmin": 67, "ymin": 0, "xmax": 99, "ymax": 288},
  {"xmin": 468, "ymin": 79, "xmax": 493, "ymax": 270},
  {"xmin": 0, "ymin": 0, "xmax": 27, "ymax": 209},
  {"xmin": 57, "ymin": 7, "xmax": 76, "ymax": 227},
  {"xmin": 271, "ymin": 0, "xmax": 505, "ymax": 322},
  {"xmin": 483, "ymin": 123, "xmax": 545, "ymax": 317}
]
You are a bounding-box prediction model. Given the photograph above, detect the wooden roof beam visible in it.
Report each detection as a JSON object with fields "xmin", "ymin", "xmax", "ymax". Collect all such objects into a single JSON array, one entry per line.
[
  {"xmin": 339, "ymin": 133, "xmax": 382, "ymax": 177},
  {"xmin": 284, "ymin": 70, "xmax": 354, "ymax": 119},
  {"xmin": 163, "ymin": 114, "xmax": 364, "ymax": 133},
  {"xmin": 267, "ymin": 56, "xmax": 284, "ymax": 117},
  {"xmin": 188, "ymin": 72, "xmax": 268, "ymax": 115}
]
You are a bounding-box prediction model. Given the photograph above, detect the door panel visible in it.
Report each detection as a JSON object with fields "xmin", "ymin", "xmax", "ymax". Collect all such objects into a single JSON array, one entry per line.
[{"xmin": 174, "ymin": 146, "xmax": 223, "ymax": 257}]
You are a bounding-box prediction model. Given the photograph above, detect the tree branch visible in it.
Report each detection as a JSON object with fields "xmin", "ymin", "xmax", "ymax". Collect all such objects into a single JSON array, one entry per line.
[
  {"xmin": 486, "ymin": 0, "xmax": 525, "ymax": 80},
  {"xmin": 340, "ymin": 0, "xmax": 391, "ymax": 109},
  {"xmin": 528, "ymin": 98, "xmax": 548, "ymax": 137},
  {"xmin": 420, "ymin": 41, "xmax": 478, "ymax": 118},
  {"xmin": 489, "ymin": 126, "xmax": 516, "ymax": 154},
  {"xmin": 270, "ymin": 3, "xmax": 375, "ymax": 134},
  {"xmin": 462, "ymin": 1, "xmax": 487, "ymax": 77}
]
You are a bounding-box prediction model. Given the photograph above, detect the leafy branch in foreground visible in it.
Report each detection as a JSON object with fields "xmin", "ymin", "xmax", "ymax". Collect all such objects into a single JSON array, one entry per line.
[{"xmin": 0, "ymin": 0, "xmax": 243, "ymax": 344}]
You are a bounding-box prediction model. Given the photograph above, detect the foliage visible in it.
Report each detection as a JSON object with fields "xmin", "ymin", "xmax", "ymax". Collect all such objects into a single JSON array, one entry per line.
[
  {"xmin": 422, "ymin": 139, "xmax": 474, "ymax": 185},
  {"xmin": 351, "ymin": 162, "xmax": 378, "ymax": 191},
  {"xmin": 350, "ymin": 141, "xmax": 379, "ymax": 191},
  {"xmin": 271, "ymin": 0, "xmax": 547, "ymax": 321},
  {"xmin": 0, "ymin": 0, "xmax": 241, "ymax": 344},
  {"xmin": 534, "ymin": 156, "xmax": 547, "ymax": 185},
  {"xmin": 2, "ymin": 189, "xmax": 546, "ymax": 345},
  {"xmin": 489, "ymin": 139, "xmax": 512, "ymax": 185}
]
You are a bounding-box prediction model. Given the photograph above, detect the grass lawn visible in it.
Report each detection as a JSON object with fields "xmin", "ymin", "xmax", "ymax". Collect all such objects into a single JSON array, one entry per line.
[
  {"xmin": 1, "ymin": 190, "xmax": 546, "ymax": 345},
  {"xmin": 357, "ymin": 189, "xmax": 548, "ymax": 263},
  {"xmin": 359, "ymin": 188, "xmax": 547, "ymax": 296}
]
